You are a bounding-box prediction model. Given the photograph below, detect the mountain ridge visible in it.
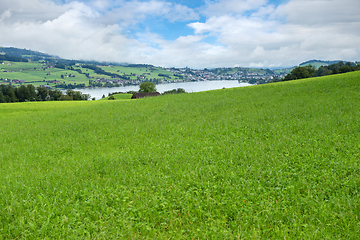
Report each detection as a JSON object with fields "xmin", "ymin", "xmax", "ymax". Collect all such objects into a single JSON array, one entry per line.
[{"xmin": 1, "ymin": 46, "xmax": 355, "ymax": 70}]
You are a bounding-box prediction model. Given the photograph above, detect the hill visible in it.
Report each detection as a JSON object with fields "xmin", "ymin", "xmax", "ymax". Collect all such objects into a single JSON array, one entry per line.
[
  {"xmin": 299, "ymin": 59, "xmax": 344, "ymax": 68},
  {"xmin": 0, "ymin": 61, "xmax": 186, "ymax": 89},
  {"xmin": 3, "ymin": 46, "xmax": 358, "ymax": 87},
  {"xmin": 1, "ymin": 71, "xmax": 359, "ymax": 238},
  {"xmin": 0, "ymin": 46, "xmax": 55, "ymax": 61},
  {"xmin": 0, "ymin": 46, "xmax": 125, "ymax": 66}
]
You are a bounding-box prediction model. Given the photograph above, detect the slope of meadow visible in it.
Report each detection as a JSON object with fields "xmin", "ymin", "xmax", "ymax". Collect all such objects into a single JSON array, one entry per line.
[{"xmin": 0, "ymin": 72, "xmax": 359, "ymax": 238}]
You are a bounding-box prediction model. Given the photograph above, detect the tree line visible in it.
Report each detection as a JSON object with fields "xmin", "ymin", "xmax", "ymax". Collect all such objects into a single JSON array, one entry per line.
[
  {"xmin": 0, "ymin": 84, "xmax": 91, "ymax": 103},
  {"xmin": 284, "ymin": 61, "xmax": 360, "ymax": 81},
  {"xmin": 82, "ymin": 65, "xmax": 129, "ymax": 80},
  {"xmin": 0, "ymin": 55, "xmax": 29, "ymax": 63},
  {"xmin": 162, "ymin": 88, "xmax": 186, "ymax": 95}
]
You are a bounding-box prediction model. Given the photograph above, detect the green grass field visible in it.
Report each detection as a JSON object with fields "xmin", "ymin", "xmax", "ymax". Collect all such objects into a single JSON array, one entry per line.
[
  {"xmin": 0, "ymin": 61, "xmax": 109, "ymax": 87},
  {"xmin": 1, "ymin": 71, "xmax": 359, "ymax": 238},
  {"xmin": 102, "ymin": 66, "xmax": 182, "ymax": 81},
  {"xmin": 0, "ymin": 62, "xmax": 183, "ymax": 88}
]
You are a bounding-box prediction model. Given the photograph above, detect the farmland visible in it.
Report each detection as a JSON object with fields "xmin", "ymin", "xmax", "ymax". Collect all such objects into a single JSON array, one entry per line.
[
  {"xmin": 0, "ymin": 71, "xmax": 360, "ymax": 238},
  {"xmin": 0, "ymin": 61, "xmax": 185, "ymax": 89}
]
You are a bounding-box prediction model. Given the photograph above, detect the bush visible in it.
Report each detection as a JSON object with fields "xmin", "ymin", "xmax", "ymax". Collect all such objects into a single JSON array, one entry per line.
[
  {"xmin": 59, "ymin": 95, "xmax": 73, "ymax": 101},
  {"xmin": 139, "ymin": 82, "xmax": 157, "ymax": 93},
  {"xmin": 162, "ymin": 88, "xmax": 186, "ymax": 95}
]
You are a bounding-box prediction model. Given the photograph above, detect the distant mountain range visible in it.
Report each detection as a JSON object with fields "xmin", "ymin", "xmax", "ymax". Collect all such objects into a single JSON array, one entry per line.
[
  {"xmin": 299, "ymin": 60, "xmax": 345, "ymax": 68},
  {"xmin": 0, "ymin": 47, "xmax": 127, "ymax": 66},
  {"xmin": 1, "ymin": 46, "xmax": 356, "ymax": 70},
  {"xmin": 0, "ymin": 47, "xmax": 56, "ymax": 60}
]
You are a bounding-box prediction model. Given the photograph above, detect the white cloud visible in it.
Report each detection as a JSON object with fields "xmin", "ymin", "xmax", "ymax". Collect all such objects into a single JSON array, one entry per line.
[
  {"xmin": 0, "ymin": 0, "xmax": 133, "ymax": 61},
  {"xmin": 0, "ymin": 0, "xmax": 66, "ymax": 23},
  {"xmin": 185, "ymin": 0, "xmax": 360, "ymax": 67},
  {"xmin": 0, "ymin": 10, "xmax": 11, "ymax": 22},
  {"xmin": 203, "ymin": 0, "xmax": 267, "ymax": 16},
  {"xmin": 0, "ymin": 0, "xmax": 359, "ymax": 69},
  {"xmin": 100, "ymin": 0, "xmax": 199, "ymax": 26},
  {"xmin": 275, "ymin": 0, "xmax": 360, "ymax": 26}
]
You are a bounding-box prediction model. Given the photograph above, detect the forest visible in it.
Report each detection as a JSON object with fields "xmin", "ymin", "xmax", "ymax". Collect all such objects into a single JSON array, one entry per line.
[
  {"xmin": 283, "ymin": 61, "xmax": 360, "ymax": 81},
  {"xmin": 0, "ymin": 84, "xmax": 91, "ymax": 103}
]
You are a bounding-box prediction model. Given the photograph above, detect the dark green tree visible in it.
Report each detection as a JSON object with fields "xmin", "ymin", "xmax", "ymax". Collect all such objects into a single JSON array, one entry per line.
[
  {"xmin": 0, "ymin": 90, "xmax": 5, "ymax": 103},
  {"xmin": 27, "ymin": 85, "xmax": 37, "ymax": 101},
  {"xmin": 66, "ymin": 89, "xmax": 90, "ymax": 100},
  {"xmin": 4, "ymin": 85, "xmax": 18, "ymax": 102},
  {"xmin": 49, "ymin": 89, "xmax": 63, "ymax": 101},
  {"xmin": 15, "ymin": 85, "xmax": 30, "ymax": 102},
  {"xmin": 284, "ymin": 65, "xmax": 316, "ymax": 81},
  {"xmin": 139, "ymin": 82, "xmax": 157, "ymax": 93},
  {"xmin": 37, "ymin": 86, "xmax": 49, "ymax": 101}
]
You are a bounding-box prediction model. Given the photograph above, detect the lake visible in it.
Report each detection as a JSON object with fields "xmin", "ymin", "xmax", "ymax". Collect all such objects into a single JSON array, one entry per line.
[{"xmin": 74, "ymin": 80, "xmax": 252, "ymax": 100}]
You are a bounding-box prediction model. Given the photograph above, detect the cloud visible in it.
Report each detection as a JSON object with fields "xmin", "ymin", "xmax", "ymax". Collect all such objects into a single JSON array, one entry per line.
[
  {"xmin": 0, "ymin": 0, "xmax": 132, "ymax": 61},
  {"xmin": 203, "ymin": 0, "xmax": 268, "ymax": 16},
  {"xmin": 0, "ymin": 0, "xmax": 66, "ymax": 23},
  {"xmin": 275, "ymin": 0, "xmax": 360, "ymax": 26},
  {"xmin": 99, "ymin": 0, "xmax": 199, "ymax": 27},
  {"xmin": 0, "ymin": 10, "xmax": 11, "ymax": 22},
  {"xmin": 0, "ymin": 0, "xmax": 198, "ymax": 60},
  {"xmin": 0, "ymin": 0, "xmax": 359, "ymax": 69},
  {"xmin": 185, "ymin": 0, "xmax": 360, "ymax": 67}
]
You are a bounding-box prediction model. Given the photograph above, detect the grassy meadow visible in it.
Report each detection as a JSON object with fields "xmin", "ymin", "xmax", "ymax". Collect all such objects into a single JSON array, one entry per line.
[
  {"xmin": 0, "ymin": 71, "xmax": 360, "ymax": 238},
  {"xmin": 0, "ymin": 61, "xmax": 108, "ymax": 87},
  {"xmin": 101, "ymin": 66, "xmax": 182, "ymax": 81},
  {"xmin": 0, "ymin": 62, "xmax": 183, "ymax": 88}
]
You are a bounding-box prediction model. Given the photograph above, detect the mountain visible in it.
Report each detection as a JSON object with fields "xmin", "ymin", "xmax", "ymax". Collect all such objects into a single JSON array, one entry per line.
[
  {"xmin": 299, "ymin": 59, "xmax": 344, "ymax": 68},
  {"xmin": 0, "ymin": 46, "xmax": 126, "ymax": 66},
  {"xmin": 0, "ymin": 47, "xmax": 56, "ymax": 61}
]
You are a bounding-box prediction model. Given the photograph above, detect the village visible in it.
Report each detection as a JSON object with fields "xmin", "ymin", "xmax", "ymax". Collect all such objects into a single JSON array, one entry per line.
[
  {"xmin": 166, "ymin": 67, "xmax": 285, "ymax": 84},
  {"xmin": 0, "ymin": 60, "xmax": 286, "ymax": 89}
]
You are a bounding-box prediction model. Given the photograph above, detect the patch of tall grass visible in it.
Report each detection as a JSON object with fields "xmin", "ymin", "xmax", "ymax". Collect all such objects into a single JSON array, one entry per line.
[{"xmin": 0, "ymin": 72, "xmax": 359, "ymax": 238}]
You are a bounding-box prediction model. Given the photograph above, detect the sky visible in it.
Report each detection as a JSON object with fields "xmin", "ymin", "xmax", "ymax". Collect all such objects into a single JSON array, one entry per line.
[{"xmin": 0, "ymin": 0, "xmax": 359, "ymax": 69}]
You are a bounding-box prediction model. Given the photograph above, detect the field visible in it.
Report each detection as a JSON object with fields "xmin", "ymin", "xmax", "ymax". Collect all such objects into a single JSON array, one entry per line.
[
  {"xmin": 101, "ymin": 66, "xmax": 181, "ymax": 81},
  {"xmin": 0, "ymin": 71, "xmax": 360, "ymax": 238},
  {"xmin": 0, "ymin": 61, "xmax": 110, "ymax": 87},
  {"xmin": 0, "ymin": 62, "xmax": 184, "ymax": 88}
]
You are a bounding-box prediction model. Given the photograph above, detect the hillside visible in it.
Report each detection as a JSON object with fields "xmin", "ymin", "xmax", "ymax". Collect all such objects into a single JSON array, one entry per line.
[
  {"xmin": 2, "ymin": 47, "xmax": 358, "ymax": 88},
  {"xmin": 0, "ymin": 61, "xmax": 185, "ymax": 89},
  {"xmin": 299, "ymin": 59, "xmax": 343, "ymax": 68},
  {"xmin": 1, "ymin": 71, "xmax": 359, "ymax": 238},
  {"xmin": 0, "ymin": 46, "xmax": 55, "ymax": 61}
]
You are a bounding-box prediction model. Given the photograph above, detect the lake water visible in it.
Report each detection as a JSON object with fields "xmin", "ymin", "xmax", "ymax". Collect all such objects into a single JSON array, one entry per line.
[{"xmin": 74, "ymin": 80, "xmax": 252, "ymax": 100}]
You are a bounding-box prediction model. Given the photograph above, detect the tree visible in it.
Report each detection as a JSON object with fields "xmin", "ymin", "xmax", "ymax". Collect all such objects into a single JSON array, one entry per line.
[
  {"xmin": 37, "ymin": 86, "xmax": 49, "ymax": 101},
  {"xmin": 15, "ymin": 85, "xmax": 30, "ymax": 102},
  {"xmin": 48, "ymin": 89, "xmax": 63, "ymax": 101},
  {"xmin": 139, "ymin": 82, "xmax": 157, "ymax": 93},
  {"xmin": 27, "ymin": 85, "xmax": 37, "ymax": 101},
  {"xmin": 162, "ymin": 88, "xmax": 186, "ymax": 95},
  {"xmin": 4, "ymin": 85, "xmax": 18, "ymax": 102},
  {"xmin": 284, "ymin": 65, "xmax": 316, "ymax": 81},
  {"xmin": 65, "ymin": 89, "xmax": 90, "ymax": 100}
]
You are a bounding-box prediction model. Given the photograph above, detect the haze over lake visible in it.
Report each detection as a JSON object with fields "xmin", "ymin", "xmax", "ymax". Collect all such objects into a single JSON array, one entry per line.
[{"xmin": 75, "ymin": 80, "xmax": 252, "ymax": 100}]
